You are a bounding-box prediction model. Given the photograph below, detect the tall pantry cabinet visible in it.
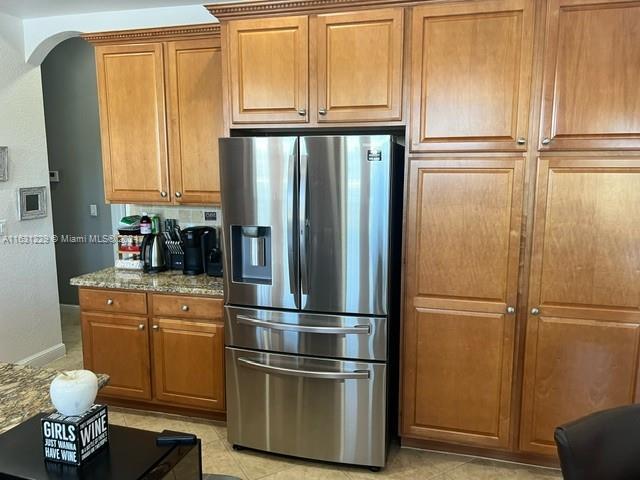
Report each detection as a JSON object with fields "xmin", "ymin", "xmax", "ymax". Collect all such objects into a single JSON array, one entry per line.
[
  {"xmin": 401, "ymin": 0, "xmax": 640, "ymax": 461},
  {"xmin": 518, "ymin": 0, "xmax": 640, "ymax": 456},
  {"xmin": 403, "ymin": 0, "xmax": 533, "ymax": 450}
]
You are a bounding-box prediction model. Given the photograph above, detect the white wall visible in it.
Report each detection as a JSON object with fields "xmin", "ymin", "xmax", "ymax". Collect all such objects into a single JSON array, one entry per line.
[
  {"xmin": 0, "ymin": 5, "xmax": 218, "ymax": 363},
  {"xmin": 23, "ymin": 5, "xmax": 215, "ymax": 64},
  {"xmin": 0, "ymin": 14, "xmax": 64, "ymax": 365}
]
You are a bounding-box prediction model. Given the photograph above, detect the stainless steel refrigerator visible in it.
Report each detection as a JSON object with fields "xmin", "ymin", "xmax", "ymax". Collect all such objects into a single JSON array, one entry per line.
[{"xmin": 219, "ymin": 135, "xmax": 402, "ymax": 470}]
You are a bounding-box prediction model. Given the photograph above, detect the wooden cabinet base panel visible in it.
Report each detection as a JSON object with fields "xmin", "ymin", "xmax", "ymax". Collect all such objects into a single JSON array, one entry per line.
[
  {"xmin": 400, "ymin": 436, "xmax": 560, "ymax": 469},
  {"xmin": 97, "ymin": 395, "xmax": 227, "ymax": 422}
]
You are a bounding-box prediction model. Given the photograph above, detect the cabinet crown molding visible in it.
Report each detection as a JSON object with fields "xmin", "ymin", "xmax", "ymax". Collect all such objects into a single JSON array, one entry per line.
[
  {"xmin": 82, "ymin": 23, "xmax": 220, "ymax": 44},
  {"xmin": 205, "ymin": 0, "xmax": 419, "ymax": 20}
]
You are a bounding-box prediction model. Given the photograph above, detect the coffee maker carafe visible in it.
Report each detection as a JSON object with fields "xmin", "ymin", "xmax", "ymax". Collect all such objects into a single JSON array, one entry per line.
[
  {"xmin": 203, "ymin": 228, "xmax": 223, "ymax": 277},
  {"xmin": 181, "ymin": 226, "xmax": 215, "ymax": 275}
]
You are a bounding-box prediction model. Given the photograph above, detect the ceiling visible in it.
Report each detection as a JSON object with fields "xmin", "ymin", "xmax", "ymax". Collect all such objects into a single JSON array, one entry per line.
[{"xmin": 0, "ymin": 0, "xmax": 220, "ymax": 19}]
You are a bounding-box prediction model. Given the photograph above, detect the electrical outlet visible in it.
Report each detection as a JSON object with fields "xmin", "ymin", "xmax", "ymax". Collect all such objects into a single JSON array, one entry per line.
[
  {"xmin": 204, "ymin": 211, "xmax": 217, "ymax": 221},
  {"xmin": 0, "ymin": 220, "xmax": 6, "ymax": 236},
  {"xmin": 89, "ymin": 205, "xmax": 98, "ymax": 217}
]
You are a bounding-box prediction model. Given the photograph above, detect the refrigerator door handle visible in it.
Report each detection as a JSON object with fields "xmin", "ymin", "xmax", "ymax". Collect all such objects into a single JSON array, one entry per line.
[
  {"xmin": 236, "ymin": 315, "xmax": 371, "ymax": 335},
  {"xmin": 287, "ymin": 153, "xmax": 298, "ymax": 301},
  {"xmin": 299, "ymin": 153, "xmax": 310, "ymax": 295},
  {"xmin": 238, "ymin": 357, "xmax": 370, "ymax": 380}
]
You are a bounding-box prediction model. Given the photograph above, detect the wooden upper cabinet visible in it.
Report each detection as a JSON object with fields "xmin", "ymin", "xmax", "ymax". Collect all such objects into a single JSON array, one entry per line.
[
  {"xmin": 314, "ymin": 8, "xmax": 404, "ymax": 123},
  {"xmin": 227, "ymin": 16, "xmax": 309, "ymax": 124},
  {"xmin": 152, "ymin": 319, "xmax": 225, "ymax": 411},
  {"xmin": 410, "ymin": 0, "xmax": 534, "ymax": 152},
  {"xmin": 166, "ymin": 38, "xmax": 224, "ymax": 204},
  {"xmin": 402, "ymin": 158, "xmax": 523, "ymax": 448},
  {"xmin": 520, "ymin": 158, "xmax": 640, "ymax": 456},
  {"xmin": 539, "ymin": 0, "xmax": 640, "ymax": 150},
  {"xmin": 96, "ymin": 43, "xmax": 170, "ymax": 203}
]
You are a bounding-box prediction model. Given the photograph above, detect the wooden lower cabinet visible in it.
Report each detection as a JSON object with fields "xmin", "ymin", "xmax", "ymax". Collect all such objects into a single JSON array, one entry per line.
[
  {"xmin": 82, "ymin": 312, "xmax": 152, "ymax": 401},
  {"xmin": 519, "ymin": 158, "xmax": 640, "ymax": 455},
  {"xmin": 403, "ymin": 308, "xmax": 515, "ymax": 448},
  {"xmin": 402, "ymin": 158, "xmax": 523, "ymax": 449},
  {"xmin": 152, "ymin": 318, "xmax": 225, "ymax": 410},
  {"xmin": 520, "ymin": 316, "xmax": 640, "ymax": 455},
  {"xmin": 80, "ymin": 288, "xmax": 225, "ymax": 415}
]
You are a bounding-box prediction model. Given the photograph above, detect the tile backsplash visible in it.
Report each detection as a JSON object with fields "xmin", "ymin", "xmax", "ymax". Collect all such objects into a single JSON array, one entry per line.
[{"xmin": 126, "ymin": 204, "xmax": 222, "ymax": 228}]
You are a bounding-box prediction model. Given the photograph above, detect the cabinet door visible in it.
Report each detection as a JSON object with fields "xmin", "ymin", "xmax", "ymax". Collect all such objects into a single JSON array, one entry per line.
[
  {"xmin": 167, "ymin": 38, "xmax": 224, "ymax": 205},
  {"xmin": 410, "ymin": 0, "xmax": 534, "ymax": 152},
  {"xmin": 539, "ymin": 0, "xmax": 640, "ymax": 150},
  {"xmin": 314, "ymin": 8, "xmax": 403, "ymax": 123},
  {"xmin": 95, "ymin": 43, "xmax": 170, "ymax": 203},
  {"xmin": 81, "ymin": 312, "xmax": 151, "ymax": 400},
  {"xmin": 402, "ymin": 159, "xmax": 523, "ymax": 448},
  {"xmin": 152, "ymin": 319, "xmax": 225, "ymax": 411},
  {"xmin": 227, "ymin": 16, "xmax": 308, "ymax": 124},
  {"xmin": 520, "ymin": 158, "xmax": 640, "ymax": 456}
]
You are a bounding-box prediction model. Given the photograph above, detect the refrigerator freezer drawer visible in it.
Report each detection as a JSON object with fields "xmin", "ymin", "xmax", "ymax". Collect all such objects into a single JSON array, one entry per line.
[
  {"xmin": 225, "ymin": 306, "xmax": 388, "ymax": 361},
  {"xmin": 226, "ymin": 347, "xmax": 388, "ymax": 468}
]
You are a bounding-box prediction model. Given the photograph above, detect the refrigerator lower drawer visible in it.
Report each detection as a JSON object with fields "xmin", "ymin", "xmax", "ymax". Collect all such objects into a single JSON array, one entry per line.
[
  {"xmin": 225, "ymin": 306, "xmax": 387, "ymax": 361},
  {"xmin": 226, "ymin": 347, "xmax": 388, "ymax": 468}
]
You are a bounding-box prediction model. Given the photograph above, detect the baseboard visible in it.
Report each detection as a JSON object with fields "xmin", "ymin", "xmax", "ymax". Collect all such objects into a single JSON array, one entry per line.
[
  {"xmin": 401, "ymin": 436, "xmax": 560, "ymax": 469},
  {"xmin": 60, "ymin": 304, "xmax": 80, "ymax": 314},
  {"xmin": 16, "ymin": 343, "xmax": 66, "ymax": 367}
]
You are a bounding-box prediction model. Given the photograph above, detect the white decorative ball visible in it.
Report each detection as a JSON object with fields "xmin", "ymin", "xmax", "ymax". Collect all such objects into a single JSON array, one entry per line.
[{"xmin": 50, "ymin": 370, "xmax": 98, "ymax": 417}]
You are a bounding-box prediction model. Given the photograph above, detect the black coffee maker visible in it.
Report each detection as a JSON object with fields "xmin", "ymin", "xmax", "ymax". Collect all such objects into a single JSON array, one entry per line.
[{"xmin": 181, "ymin": 226, "xmax": 222, "ymax": 276}]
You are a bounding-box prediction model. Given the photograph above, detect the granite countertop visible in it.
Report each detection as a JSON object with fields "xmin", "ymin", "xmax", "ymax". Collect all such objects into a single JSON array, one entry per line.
[
  {"xmin": 0, "ymin": 363, "xmax": 109, "ymax": 434},
  {"xmin": 70, "ymin": 267, "xmax": 224, "ymax": 297}
]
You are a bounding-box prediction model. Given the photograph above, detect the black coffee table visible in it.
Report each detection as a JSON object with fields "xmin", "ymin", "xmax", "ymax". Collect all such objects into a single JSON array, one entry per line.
[{"xmin": 0, "ymin": 413, "xmax": 202, "ymax": 479}]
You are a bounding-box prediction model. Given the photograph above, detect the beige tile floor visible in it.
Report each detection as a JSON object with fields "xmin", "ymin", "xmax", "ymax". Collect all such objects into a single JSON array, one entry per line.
[{"xmin": 45, "ymin": 307, "xmax": 564, "ymax": 479}]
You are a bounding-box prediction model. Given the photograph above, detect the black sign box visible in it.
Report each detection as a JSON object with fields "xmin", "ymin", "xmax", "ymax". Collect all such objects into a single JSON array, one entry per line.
[{"xmin": 41, "ymin": 404, "xmax": 109, "ymax": 466}]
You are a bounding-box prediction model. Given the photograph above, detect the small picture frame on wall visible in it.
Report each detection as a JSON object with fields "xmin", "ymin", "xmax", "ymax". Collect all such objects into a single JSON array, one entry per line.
[
  {"xmin": 0, "ymin": 147, "xmax": 7, "ymax": 182},
  {"xmin": 18, "ymin": 186, "xmax": 48, "ymax": 220}
]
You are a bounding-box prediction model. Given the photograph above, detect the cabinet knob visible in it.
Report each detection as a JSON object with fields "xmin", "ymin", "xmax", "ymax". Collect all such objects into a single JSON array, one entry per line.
[
  {"xmin": 516, "ymin": 137, "xmax": 526, "ymax": 145},
  {"xmin": 318, "ymin": 109, "xmax": 327, "ymax": 116},
  {"xmin": 138, "ymin": 324, "xmax": 145, "ymax": 330},
  {"xmin": 506, "ymin": 306, "xmax": 516, "ymax": 314},
  {"xmin": 106, "ymin": 299, "xmax": 114, "ymax": 306},
  {"xmin": 181, "ymin": 305, "xmax": 189, "ymax": 312},
  {"xmin": 530, "ymin": 307, "xmax": 540, "ymax": 316},
  {"xmin": 541, "ymin": 137, "xmax": 552, "ymax": 145},
  {"xmin": 152, "ymin": 325, "xmax": 159, "ymax": 330},
  {"xmin": 175, "ymin": 192, "xmax": 182, "ymax": 198},
  {"xmin": 160, "ymin": 191, "xmax": 168, "ymax": 198},
  {"xmin": 297, "ymin": 108, "xmax": 307, "ymax": 116}
]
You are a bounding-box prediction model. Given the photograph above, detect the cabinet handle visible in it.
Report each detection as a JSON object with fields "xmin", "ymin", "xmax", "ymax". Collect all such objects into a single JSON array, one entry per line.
[
  {"xmin": 530, "ymin": 307, "xmax": 540, "ymax": 316},
  {"xmin": 318, "ymin": 109, "xmax": 327, "ymax": 116},
  {"xmin": 297, "ymin": 109, "xmax": 306, "ymax": 116},
  {"xmin": 175, "ymin": 192, "xmax": 182, "ymax": 198},
  {"xmin": 138, "ymin": 324, "xmax": 145, "ymax": 330},
  {"xmin": 516, "ymin": 137, "xmax": 526, "ymax": 145},
  {"xmin": 181, "ymin": 305, "xmax": 189, "ymax": 312},
  {"xmin": 541, "ymin": 137, "xmax": 552, "ymax": 145},
  {"xmin": 506, "ymin": 306, "xmax": 516, "ymax": 314},
  {"xmin": 152, "ymin": 325, "xmax": 159, "ymax": 330},
  {"xmin": 106, "ymin": 299, "xmax": 114, "ymax": 305},
  {"xmin": 160, "ymin": 191, "xmax": 168, "ymax": 198}
]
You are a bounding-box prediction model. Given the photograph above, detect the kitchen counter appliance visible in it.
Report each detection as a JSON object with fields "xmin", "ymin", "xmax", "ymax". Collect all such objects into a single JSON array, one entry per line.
[
  {"xmin": 141, "ymin": 233, "xmax": 167, "ymax": 273},
  {"xmin": 181, "ymin": 226, "xmax": 215, "ymax": 275},
  {"xmin": 219, "ymin": 135, "xmax": 403, "ymax": 470}
]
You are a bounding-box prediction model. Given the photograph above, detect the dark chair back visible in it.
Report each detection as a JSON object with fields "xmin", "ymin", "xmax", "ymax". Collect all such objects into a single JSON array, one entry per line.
[{"xmin": 555, "ymin": 404, "xmax": 640, "ymax": 480}]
